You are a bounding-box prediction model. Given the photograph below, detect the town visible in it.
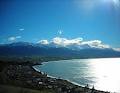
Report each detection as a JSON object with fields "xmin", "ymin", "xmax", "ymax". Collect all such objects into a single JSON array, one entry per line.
[{"xmin": 0, "ymin": 61, "xmax": 110, "ymax": 93}]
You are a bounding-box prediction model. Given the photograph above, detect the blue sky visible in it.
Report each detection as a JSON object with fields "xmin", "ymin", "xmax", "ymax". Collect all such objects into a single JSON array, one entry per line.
[{"xmin": 0, "ymin": 0, "xmax": 120, "ymax": 48}]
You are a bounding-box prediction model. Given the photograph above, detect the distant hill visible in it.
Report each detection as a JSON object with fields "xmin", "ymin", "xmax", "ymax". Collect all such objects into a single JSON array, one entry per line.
[{"xmin": 0, "ymin": 42, "xmax": 120, "ymax": 58}]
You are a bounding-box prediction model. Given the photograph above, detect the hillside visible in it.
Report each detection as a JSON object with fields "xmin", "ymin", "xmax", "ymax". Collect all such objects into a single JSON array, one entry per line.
[{"xmin": 0, "ymin": 42, "xmax": 120, "ymax": 58}]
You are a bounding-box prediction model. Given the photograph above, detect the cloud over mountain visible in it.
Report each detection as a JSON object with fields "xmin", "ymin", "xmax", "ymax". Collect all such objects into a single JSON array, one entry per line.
[
  {"xmin": 1, "ymin": 38, "xmax": 120, "ymax": 58},
  {"xmin": 37, "ymin": 37, "xmax": 110, "ymax": 50},
  {"xmin": 52, "ymin": 37, "xmax": 83, "ymax": 46},
  {"xmin": 81, "ymin": 40, "xmax": 110, "ymax": 49},
  {"xmin": 1, "ymin": 37, "xmax": 120, "ymax": 57},
  {"xmin": 37, "ymin": 40, "xmax": 49, "ymax": 45}
]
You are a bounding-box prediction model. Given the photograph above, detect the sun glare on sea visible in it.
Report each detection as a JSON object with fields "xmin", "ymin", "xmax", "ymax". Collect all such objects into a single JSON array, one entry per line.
[{"xmin": 89, "ymin": 58, "xmax": 120, "ymax": 92}]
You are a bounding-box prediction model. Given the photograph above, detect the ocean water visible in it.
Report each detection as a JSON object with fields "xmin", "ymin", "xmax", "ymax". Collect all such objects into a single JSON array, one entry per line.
[{"xmin": 33, "ymin": 58, "xmax": 120, "ymax": 92}]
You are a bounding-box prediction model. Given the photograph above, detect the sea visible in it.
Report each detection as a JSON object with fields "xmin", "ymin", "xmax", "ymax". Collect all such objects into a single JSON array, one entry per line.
[{"xmin": 33, "ymin": 58, "xmax": 120, "ymax": 92}]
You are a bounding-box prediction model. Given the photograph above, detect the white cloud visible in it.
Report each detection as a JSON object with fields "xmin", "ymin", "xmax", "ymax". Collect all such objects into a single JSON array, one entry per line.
[
  {"xmin": 52, "ymin": 37, "xmax": 83, "ymax": 46},
  {"xmin": 52, "ymin": 37, "xmax": 64, "ymax": 45},
  {"xmin": 8, "ymin": 37, "xmax": 16, "ymax": 41},
  {"xmin": 113, "ymin": 48, "xmax": 120, "ymax": 52},
  {"xmin": 37, "ymin": 40, "xmax": 49, "ymax": 45},
  {"xmin": 81, "ymin": 40, "xmax": 110, "ymax": 48},
  {"xmin": 16, "ymin": 36, "xmax": 22, "ymax": 39},
  {"xmin": 8, "ymin": 36, "xmax": 22, "ymax": 41},
  {"xmin": 19, "ymin": 28, "xmax": 24, "ymax": 31},
  {"xmin": 37, "ymin": 37, "xmax": 110, "ymax": 49}
]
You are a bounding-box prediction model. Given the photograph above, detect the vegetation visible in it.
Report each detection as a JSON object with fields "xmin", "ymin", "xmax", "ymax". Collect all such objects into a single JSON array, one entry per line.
[
  {"xmin": 0, "ymin": 56, "xmax": 110, "ymax": 93},
  {"xmin": 0, "ymin": 85, "xmax": 55, "ymax": 93},
  {"xmin": 0, "ymin": 56, "xmax": 71, "ymax": 64}
]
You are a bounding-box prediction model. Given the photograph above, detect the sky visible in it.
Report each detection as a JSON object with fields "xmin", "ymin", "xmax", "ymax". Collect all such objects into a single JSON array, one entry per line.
[{"xmin": 0, "ymin": 0, "xmax": 120, "ymax": 48}]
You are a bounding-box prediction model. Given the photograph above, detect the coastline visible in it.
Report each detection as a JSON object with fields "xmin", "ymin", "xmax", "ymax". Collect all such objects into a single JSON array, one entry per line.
[
  {"xmin": 0, "ymin": 59, "xmax": 111, "ymax": 93},
  {"xmin": 33, "ymin": 58, "xmax": 120, "ymax": 93},
  {"xmin": 33, "ymin": 66, "xmax": 82, "ymax": 86},
  {"xmin": 33, "ymin": 61, "xmax": 111, "ymax": 93}
]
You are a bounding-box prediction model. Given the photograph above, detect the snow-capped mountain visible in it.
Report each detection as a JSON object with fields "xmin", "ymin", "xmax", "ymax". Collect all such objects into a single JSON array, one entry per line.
[{"xmin": 0, "ymin": 41, "xmax": 120, "ymax": 58}]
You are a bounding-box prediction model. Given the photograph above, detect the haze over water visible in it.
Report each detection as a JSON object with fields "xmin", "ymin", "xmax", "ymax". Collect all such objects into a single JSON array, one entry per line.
[{"xmin": 34, "ymin": 58, "xmax": 120, "ymax": 92}]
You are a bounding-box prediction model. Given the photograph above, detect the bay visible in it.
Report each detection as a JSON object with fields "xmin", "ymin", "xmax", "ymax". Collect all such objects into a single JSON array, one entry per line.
[{"xmin": 33, "ymin": 58, "xmax": 120, "ymax": 92}]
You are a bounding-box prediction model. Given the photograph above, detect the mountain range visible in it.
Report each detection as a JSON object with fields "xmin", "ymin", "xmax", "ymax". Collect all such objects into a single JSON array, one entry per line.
[{"xmin": 0, "ymin": 42, "xmax": 120, "ymax": 58}]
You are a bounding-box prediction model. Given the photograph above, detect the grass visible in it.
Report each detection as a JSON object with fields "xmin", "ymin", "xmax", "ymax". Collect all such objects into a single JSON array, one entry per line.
[{"xmin": 0, "ymin": 85, "xmax": 55, "ymax": 93}]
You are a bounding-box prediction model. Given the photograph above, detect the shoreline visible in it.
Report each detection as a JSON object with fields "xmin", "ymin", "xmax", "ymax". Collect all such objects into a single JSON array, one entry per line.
[
  {"xmin": 34, "ymin": 66, "xmax": 82, "ymax": 86},
  {"xmin": 33, "ymin": 61, "xmax": 111, "ymax": 93},
  {"xmin": 33, "ymin": 58, "xmax": 120, "ymax": 93},
  {"xmin": 34, "ymin": 68, "xmax": 83, "ymax": 87},
  {"xmin": 0, "ymin": 59, "xmax": 111, "ymax": 93}
]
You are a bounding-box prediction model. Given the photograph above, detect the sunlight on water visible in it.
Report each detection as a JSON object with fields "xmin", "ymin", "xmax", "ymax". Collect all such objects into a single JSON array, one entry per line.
[
  {"xmin": 34, "ymin": 58, "xmax": 120, "ymax": 92},
  {"xmin": 89, "ymin": 58, "xmax": 120, "ymax": 92}
]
